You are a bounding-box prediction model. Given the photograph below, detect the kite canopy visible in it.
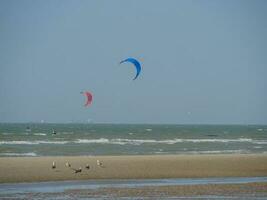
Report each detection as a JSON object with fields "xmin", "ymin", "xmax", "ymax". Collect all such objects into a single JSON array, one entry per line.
[
  {"xmin": 120, "ymin": 57, "xmax": 141, "ymax": 80},
  {"xmin": 82, "ymin": 91, "xmax": 93, "ymax": 107}
]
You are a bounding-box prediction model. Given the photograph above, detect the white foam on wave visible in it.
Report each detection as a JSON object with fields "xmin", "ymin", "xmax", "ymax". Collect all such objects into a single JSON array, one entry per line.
[
  {"xmin": 1, "ymin": 132, "xmax": 12, "ymax": 135},
  {"xmin": 253, "ymin": 146, "xmax": 262, "ymax": 149},
  {"xmin": 253, "ymin": 141, "xmax": 267, "ymax": 145},
  {"xmin": 39, "ymin": 141, "xmax": 68, "ymax": 144},
  {"xmin": 60, "ymin": 132, "xmax": 74, "ymax": 135},
  {"xmin": 34, "ymin": 133, "xmax": 47, "ymax": 136},
  {"xmin": 73, "ymin": 138, "xmax": 267, "ymax": 145},
  {"xmin": 153, "ymin": 149, "xmax": 252, "ymax": 154},
  {"xmin": 76, "ymin": 138, "xmax": 109, "ymax": 144},
  {"xmin": 0, "ymin": 152, "xmax": 37, "ymax": 156},
  {"xmin": 115, "ymin": 138, "xmax": 162, "ymax": 145},
  {"xmin": 0, "ymin": 140, "xmax": 68, "ymax": 145},
  {"xmin": 183, "ymin": 138, "xmax": 254, "ymax": 143},
  {"xmin": 145, "ymin": 129, "xmax": 152, "ymax": 132},
  {"xmin": 75, "ymin": 138, "xmax": 153, "ymax": 145},
  {"xmin": 1, "ymin": 138, "xmax": 266, "ymax": 146},
  {"xmin": 181, "ymin": 150, "xmax": 252, "ymax": 154},
  {"xmin": 74, "ymin": 138, "xmax": 258, "ymax": 145},
  {"xmin": 0, "ymin": 141, "xmax": 37, "ymax": 145},
  {"xmin": 76, "ymin": 138, "xmax": 126, "ymax": 145}
]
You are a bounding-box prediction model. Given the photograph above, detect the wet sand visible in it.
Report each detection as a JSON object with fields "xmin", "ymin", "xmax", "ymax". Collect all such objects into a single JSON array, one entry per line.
[
  {"xmin": 0, "ymin": 154, "xmax": 267, "ymax": 183},
  {"xmin": 70, "ymin": 182, "xmax": 267, "ymax": 198},
  {"xmin": 1, "ymin": 181, "xmax": 266, "ymax": 199}
]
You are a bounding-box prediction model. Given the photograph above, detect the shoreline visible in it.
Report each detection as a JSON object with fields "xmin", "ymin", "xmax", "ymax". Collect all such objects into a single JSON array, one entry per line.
[
  {"xmin": 1, "ymin": 181, "xmax": 267, "ymax": 198},
  {"xmin": 0, "ymin": 154, "xmax": 267, "ymax": 183}
]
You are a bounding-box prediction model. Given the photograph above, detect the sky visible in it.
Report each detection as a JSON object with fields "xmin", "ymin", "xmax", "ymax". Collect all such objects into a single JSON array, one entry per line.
[{"xmin": 0, "ymin": 0, "xmax": 266, "ymax": 124}]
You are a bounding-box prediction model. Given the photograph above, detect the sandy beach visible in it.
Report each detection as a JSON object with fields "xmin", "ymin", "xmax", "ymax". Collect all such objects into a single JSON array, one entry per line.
[
  {"xmin": 0, "ymin": 154, "xmax": 267, "ymax": 183},
  {"xmin": 70, "ymin": 182, "xmax": 267, "ymax": 198}
]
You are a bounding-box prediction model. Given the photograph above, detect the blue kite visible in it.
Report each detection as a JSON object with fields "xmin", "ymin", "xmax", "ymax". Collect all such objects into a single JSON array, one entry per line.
[{"xmin": 120, "ymin": 57, "xmax": 141, "ymax": 80}]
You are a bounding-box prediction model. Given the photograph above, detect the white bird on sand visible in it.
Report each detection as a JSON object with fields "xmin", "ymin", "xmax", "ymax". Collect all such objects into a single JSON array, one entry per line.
[
  {"xmin": 52, "ymin": 161, "xmax": 56, "ymax": 169},
  {"xmin": 65, "ymin": 162, "xmax": 71, "ymax": 168},
  {"xmin": 97, "ymin": 159, "xmax": 104, "ymax": 167}
]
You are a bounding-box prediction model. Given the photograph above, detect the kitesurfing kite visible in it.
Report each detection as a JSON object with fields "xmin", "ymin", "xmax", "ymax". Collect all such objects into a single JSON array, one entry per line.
[
  {"xmin": 81, "ymin": 91, "xmax": 93, "ymax": 107},
  {"xmin": 120, "ymin": 57, "xmax": 141, "ymax": 80}
]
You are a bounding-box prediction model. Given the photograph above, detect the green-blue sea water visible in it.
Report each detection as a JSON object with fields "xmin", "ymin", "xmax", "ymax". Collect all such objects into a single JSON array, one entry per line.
[{"xmin": 0, "ymin": 123, "xmax": 266, "ymax": 156}]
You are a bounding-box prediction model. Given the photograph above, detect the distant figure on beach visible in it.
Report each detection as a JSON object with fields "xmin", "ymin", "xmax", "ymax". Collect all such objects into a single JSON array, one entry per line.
[
  {"xmin": 65, "ymin": 162, "xmax": 71, "ymax": 168},
  {"xmin": 71, "ymin": 167, "xmax": 82, "ymax": 173},
  {"xmin": 52, "ymin": 129, "xmax": 56, "ymax": 135},
  {"xmin": 52, "ymin": 161, "xmax": 56, "ymax": 169},
  {"xmin": 97, "ymin": 159, "xmax": 104, "ymax": 167},
  {"xmin": 85, "ymin": 164, "xmax": 90, "ymax": 170}
]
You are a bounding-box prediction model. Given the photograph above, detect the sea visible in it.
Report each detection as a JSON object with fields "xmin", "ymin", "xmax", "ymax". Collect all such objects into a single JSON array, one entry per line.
[{"xmin": 0, "ymin": 123, "xmax": 266, "ymax": 157}]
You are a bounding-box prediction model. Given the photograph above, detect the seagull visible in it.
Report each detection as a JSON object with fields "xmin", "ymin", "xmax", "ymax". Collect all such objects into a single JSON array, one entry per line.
[
  {"xmin": 71, "ymin": 167, "xmax": 82, "ymax": 173},
  {"xmin": 65, "ymin": 162, "xmax": 71, "ymax": 168},
  {"xmin": 85, "ymin": 164, "xmax": 90, "ymax": 170},
  {"xmin": 97, "ymin": 159, "xmax": 104, "ymax": 167},
  {"xmin": 52, "ymin": 161, "xmax": 56, "ymax": 169}
]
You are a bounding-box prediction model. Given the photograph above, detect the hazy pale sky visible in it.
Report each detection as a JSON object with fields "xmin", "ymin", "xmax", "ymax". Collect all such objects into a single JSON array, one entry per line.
[{"xmin": 0, "ymin": 0, "xmax": 266, "ymax": 124}]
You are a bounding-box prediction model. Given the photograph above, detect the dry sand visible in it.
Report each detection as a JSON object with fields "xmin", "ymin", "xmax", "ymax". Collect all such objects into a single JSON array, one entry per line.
[{"xmin": 0, "ymin": 154, "xmax": 266, "ymax": 183}]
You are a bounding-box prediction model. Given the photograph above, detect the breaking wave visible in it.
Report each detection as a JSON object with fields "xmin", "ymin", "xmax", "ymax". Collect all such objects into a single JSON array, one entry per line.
[
  {"xmin": 74, "ymin": 138, "xmax": 264, "ymax": 145},
  {"xmin": 0, "ymin": 152, "xmax": 37, "ymax": 156},
  {"xmin": 0, "ymin": 140, "xmax": 68, "ymax": 145},
  {"xmin": 0, "ymin": 138, "xmax": 266, "ymax": 146},
  {"xmin": 33, "ymin": 133, "xmax": 47, "ymax": 136}
]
